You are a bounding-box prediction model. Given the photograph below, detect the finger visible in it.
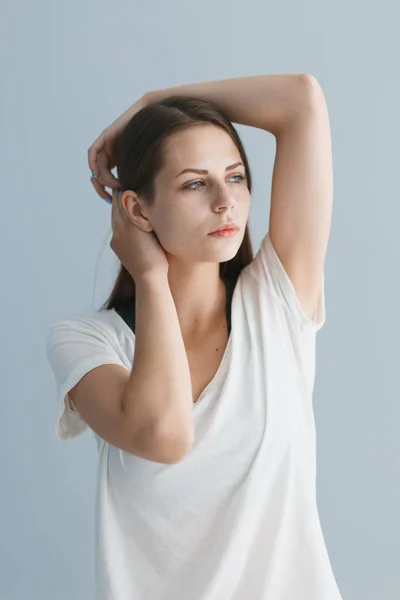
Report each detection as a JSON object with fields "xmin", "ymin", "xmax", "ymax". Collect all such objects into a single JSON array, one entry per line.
[
  {"xmin": 87, "ymin": 133, "xmax": 104, "ymax": 177},
  {"xmin": 91, "ymin": 176, "xmax": 112, "ymax": 202},
  {"xmin": 97, "ymin": 171, "xmax": 121, "ymax": 190},
  {"xmin": 96, "ymin": 154, "xmax": 121, "ymax": 190}
]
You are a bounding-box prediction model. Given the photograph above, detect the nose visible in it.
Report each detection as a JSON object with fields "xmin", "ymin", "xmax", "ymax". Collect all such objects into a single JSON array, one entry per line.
[{"xmin": 212, "ymin": 184, "xmax": 236, "ymax": 212}]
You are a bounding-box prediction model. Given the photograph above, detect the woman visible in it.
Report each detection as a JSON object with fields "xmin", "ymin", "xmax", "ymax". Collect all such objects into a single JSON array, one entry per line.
[{"xmin": 46, "ymin": 74, "xmax": 341, "ymax": 599}]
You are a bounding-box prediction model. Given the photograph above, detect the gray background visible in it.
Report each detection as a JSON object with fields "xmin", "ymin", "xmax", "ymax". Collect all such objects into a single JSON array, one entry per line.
[{"xmin": 1, "ymin": 0, "xmax": 398, "ymax": 598}]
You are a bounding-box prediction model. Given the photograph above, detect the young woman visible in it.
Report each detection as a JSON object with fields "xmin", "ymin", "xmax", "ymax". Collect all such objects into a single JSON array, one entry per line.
[{"xmin": 47, "ymin": 74, "xmax": 341, "ymax": 599}]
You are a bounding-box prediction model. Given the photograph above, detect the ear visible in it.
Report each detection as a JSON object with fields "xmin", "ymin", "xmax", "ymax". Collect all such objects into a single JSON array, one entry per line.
[{"xmin": 120, "ymin": 190, "xmax": 154, "ymax": 232}]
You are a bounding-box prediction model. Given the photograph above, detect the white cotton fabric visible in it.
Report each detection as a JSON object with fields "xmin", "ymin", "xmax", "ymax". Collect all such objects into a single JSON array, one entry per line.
[{"xmin": 46, "ymin": 231, "xmax": 343, "ymax": 600}]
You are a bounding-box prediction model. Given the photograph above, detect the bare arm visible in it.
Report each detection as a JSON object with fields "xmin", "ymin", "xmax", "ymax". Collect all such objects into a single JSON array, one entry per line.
[
  {"xmin": 146, "ymin": 73, "xmax": 311, "ymax": 136},
  {"xmin": 121, "ymin": 272, "xmax": 194, "ymax": 458},
  {"xmin": 87, "ymin": 73, "xmax": 311, "ymax": 201},
  {"xmin": 147, "ymin": 74, "xmax": 332, "ymax": 323}
]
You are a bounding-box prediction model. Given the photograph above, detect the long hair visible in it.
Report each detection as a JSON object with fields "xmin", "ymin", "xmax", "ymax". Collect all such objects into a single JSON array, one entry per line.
[{"xmin": 100, "ymin": 95, "xmax": 255, "ymax": 330}]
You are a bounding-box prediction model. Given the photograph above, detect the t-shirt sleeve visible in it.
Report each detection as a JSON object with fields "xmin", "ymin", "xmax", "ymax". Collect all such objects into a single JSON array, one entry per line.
[
  {"xmin": 46, "ymin": 315, "xmax": 127, "ymax": 441},
  {"xmin": 246, "ymin": 231, "xmax": 326, "ymax": 333}
]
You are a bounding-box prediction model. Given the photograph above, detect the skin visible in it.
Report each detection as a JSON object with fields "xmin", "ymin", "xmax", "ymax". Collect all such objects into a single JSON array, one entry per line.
[{"xmin": 124, "ymin": 124, "xmax": 251, "ymax": 343}]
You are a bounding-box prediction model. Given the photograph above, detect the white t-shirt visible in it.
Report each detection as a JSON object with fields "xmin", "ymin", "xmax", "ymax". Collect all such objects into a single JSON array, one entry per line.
[{"xmin": 46, "ymin": 231, "xmax": 343, "ymax": 600}]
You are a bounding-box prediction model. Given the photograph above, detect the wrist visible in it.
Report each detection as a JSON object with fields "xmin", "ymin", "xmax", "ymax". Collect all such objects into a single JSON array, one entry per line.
[
  {"xmin": 136, "ymin": 270, "xmax": 169, "ymax": 287},
  {"xmin": 143, "ymin": 90, "xmax": 159, "ymax": 105},
  {"xmin": 112, "ymin": 95, "xmax": 149, "ymax": 133},
  {"xmin": 125, "ymin": 94, "xmax": 148, "ymax": 119}
]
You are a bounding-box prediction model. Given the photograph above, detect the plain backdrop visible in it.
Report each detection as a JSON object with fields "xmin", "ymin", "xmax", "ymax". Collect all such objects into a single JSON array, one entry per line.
[{"xmin": 1, "ymin": 1, "xmax": 399, "ymax": 599}]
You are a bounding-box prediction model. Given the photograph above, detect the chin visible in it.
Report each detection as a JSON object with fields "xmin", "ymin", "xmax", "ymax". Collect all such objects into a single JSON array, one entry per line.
[{"xmin": 210, "ymin": 246, "xmax": 241, "ymax": 263}]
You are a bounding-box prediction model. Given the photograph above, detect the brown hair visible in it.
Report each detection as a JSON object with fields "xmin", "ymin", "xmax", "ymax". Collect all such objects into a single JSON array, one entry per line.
[{"xmin": 100, "ymin": 95, "xmax": 255, "ymax": 329}]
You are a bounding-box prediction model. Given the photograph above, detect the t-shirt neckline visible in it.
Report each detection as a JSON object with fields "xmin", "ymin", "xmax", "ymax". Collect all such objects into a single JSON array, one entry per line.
[{"xmin": 105, "ymin": 300, "xmax": 233, "ymax": 411}]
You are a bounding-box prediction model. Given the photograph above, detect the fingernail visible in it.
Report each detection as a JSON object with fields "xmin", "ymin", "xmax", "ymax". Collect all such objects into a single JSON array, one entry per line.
[{"xmin": 104, "ymin": 198, "xmax": 112, "ymax": 204}]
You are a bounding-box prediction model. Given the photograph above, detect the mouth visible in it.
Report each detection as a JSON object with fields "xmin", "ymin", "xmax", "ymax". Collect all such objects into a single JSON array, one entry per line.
[
  {"xmin": 208, "ymin": 227, "xmax": 240, "ymax": 238},
  {"xmin": 208, "ymin": 223, "xmax": 240, "ymax": 234}
]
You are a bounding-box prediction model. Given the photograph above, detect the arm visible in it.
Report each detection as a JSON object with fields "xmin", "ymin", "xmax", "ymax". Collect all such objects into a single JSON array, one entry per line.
[
  {"xmin": 87, "ymin": 73, "xmax": 308, "ymax": 200},
  {"xmin": 65, "ymin": 272, "xmax": 193, "ymax": 463},
  {"xmin": 121, "ymin": 272, "xmax": 194, "ymax": 458},
  {"xmin": 148, "ymin": 74, "xmax": 333, "ymax": 323},
  {"xmin": 146, "ymin": 73, "xmax": 311, "ymax": 136},
  {"xmin": 268, "ymin": 79, "xmax": 333, "ymax": 322}
]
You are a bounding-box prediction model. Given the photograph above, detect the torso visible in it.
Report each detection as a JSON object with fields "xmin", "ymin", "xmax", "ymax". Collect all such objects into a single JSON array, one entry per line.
[
  {"xmin": 185, "ymin": 321, "xmax": 230, "ymax": 404},
  {"xmin": 114, "ymin": 277, "xmax": 235, "ymax": 405},
  {"xmin": 183, "ymin": 278, "xmax": 234, "ymax": 404}
]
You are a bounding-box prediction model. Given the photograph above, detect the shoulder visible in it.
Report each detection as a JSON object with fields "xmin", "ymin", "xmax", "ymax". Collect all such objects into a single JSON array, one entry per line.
[
  {"xmin": 47, "ymin": 307, "xmax": 133, "ymax": 349},
  {"xmin": 237, "ymin": 232, "xmax": 326, "ymax": 334}
]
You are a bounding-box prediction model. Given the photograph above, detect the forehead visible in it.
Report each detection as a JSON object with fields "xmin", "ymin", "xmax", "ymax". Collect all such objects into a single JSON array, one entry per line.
[{"xmin": 162, "ymin": 125, "xmax": 241, "ymax": 171}]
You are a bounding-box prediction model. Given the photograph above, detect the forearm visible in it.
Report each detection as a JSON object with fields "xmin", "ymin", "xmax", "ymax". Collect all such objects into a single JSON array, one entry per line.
[
  {"xmin": 121, "ymin": 273, "xmax": 194, "ymax": 450},
  {"xmin": 146, "ymin": 73, "xmax": 316, "ymax": 136}
]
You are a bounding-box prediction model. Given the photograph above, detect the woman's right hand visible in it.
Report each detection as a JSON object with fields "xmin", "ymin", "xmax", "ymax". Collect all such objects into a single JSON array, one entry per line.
[
  {"xmin": 110, "ymin": 188, "xmax": 169, "ymax": 280},
  {"xmin": 88, "ymin": 94, "xmax": 150, "ymax": 202}
]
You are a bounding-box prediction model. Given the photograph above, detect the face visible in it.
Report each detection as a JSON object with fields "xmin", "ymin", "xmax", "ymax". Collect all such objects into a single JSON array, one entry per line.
[{"xmin": 142, "ymin": 124, "xmax": 251, "ymax": 267}]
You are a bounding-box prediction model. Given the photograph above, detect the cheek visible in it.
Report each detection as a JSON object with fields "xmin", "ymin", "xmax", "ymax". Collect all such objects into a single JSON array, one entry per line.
[
  {"xmin": 156, "ymin": 207, "xmax": 187, "ymax": 233},
  {"xmin": 152, "ymin": 209, "xmax": 193, "ymax": 250}
]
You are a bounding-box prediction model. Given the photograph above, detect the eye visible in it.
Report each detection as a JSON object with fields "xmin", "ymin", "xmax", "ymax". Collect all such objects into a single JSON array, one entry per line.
[{"xmin": 183, "ymin": 174, "xmax": 246, "ymax": 190}]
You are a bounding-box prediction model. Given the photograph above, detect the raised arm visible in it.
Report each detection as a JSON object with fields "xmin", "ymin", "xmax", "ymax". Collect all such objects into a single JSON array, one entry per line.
[{"xmin": 148, "ymin": 74, "xmax": 333, "ymax": 322}]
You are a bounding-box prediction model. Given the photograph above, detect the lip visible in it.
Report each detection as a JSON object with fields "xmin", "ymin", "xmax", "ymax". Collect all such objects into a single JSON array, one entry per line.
[
  {"xmin": 208, "ymin": 228, "xmax": 240, "ymax": 238},
  {"xmin": 208, "ymin": 223, "xmax": 240, "ymax": 234}
]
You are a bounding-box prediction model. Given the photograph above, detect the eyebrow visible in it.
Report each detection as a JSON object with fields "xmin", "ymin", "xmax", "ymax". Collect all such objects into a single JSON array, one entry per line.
[{"xmin": 175, "ymin": 161, "xmax": 245, "ymax": 178}]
